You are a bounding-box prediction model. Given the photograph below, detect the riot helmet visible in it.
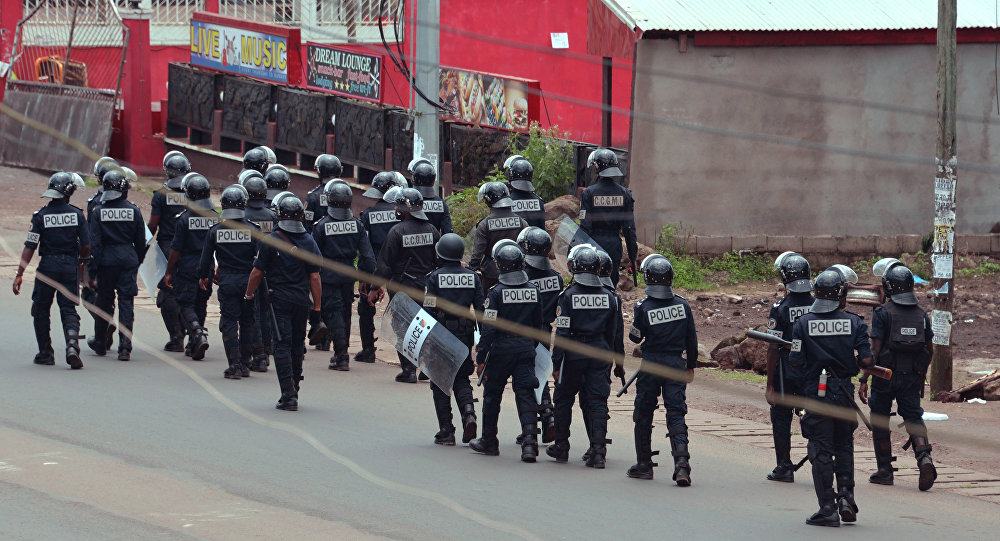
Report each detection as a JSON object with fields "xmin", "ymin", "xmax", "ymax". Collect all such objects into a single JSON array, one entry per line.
[
  {"xmin": 408, "ymin": 157, "xmax": 432, "ymax": 174},
  {"xmin": 828, "ymin": 264, "xmax": 859, "ymax": 286},
  {"xmin": 324, "ymin": 180, "xmax": 354, "ymax": 220},
  {"xmin": 270, "ymin": 191, "xmax": 294, "ymax": 212},
  {"xmin": 182, "ymin": 173, "xmax": 215, "ymax": 211},
  {"xmin": 873, "ymin": 257, "xmax": 904, "ymax": 292},
  {"xmin": 884, "ymin": 265, "xmax": 918, "ymax": 306},
  {"xmin": 567, "ymin": 243, "xmax": 595, "ymax": 274},
  {"xmin": 517, "ymin": 226, "xmax": 552, "ymax": 270},
  {"xmin": 481, "ymin": 181, "xmax": 513, "ymax": 209},
  {"xmin": 571, "ymin": 246, "xmax": 603, "ymax": 287},
  {"xmin": 315, "ymin": 154, "xmax": 343, "ymax": 180},
  {"xmin": 220, "ymin": 184, "xmax": 249, "ymax": 219},
  {"xmin": 264, "ymin": 166, "xmax": 291, "ymax": 201},
  {"xmin": 243, "ymin": 148, "xmax": 269, "ymax": 174},
  {"xmin": 811, "ymin": 270, "xmax": 846, "ymax": 314},
  {"xmin": 256, "ymin": 146, "xmax": 277, "ymax": 165},
  {"xmin": 507, "ymin": 159, "xmax": 535, "ymax": 192},
  {"xmin": 639, "ymin": 253, "xmax": 667, "ymax": 272},
  {"xmin": 435, "ymin": 233, "xmax": 465, "ymax": 263},
  {"xmin": 393, "ymin": 171, "xmax": 410, "ymax": 188},
  {"xmin": 595, "ymin": 249, "xmax": 615, "ymax": 288},
  {"xmin": 100, "ymin": 169, "xmax": 128, "ymax": 202},
  {"xmin": 503, "ymin": 154, "xmax": 525, "ymax": 171},
  {"xmin": 93, "ymin": 156, "xmax": 118, "ymax": 182},
  {"xmin": 412, "ymin": 161, "xmax": 437, "ymax": 198},
  {"xmin": 365, "ymin": 172, "xmax": 398, "ymax": 199},
  {"xmin": 644, "ymin": 255, "xmax": 675, "ymax": 299},
  {"xmin": 495, "ymin": 243, "xmax": 528, "ymax": 286},
  {"xmin": 238, "ymin": 169, "xmax": 264, "ymax": 186},
  {"xmin": 396, "ymin": 187, "xmax": 427, "ymax": 220},
  {"xmin": 121, "ymin": 167, "xmax": 138, "ymax": 187},
  {"xmin": 162, "ymin": 150, "xmax": 184, "ymax": 168},
  {"xmin": 164, "ymin": 153, "xmax": 191, "ymax": 188},
  {"xmin": 244, "ymin": 176, "xmax": 268, "ymax": 202},
  {"xmin": 777, "ymin": 253, "xmax": 812, "ymax": 293},
  {"xmin": 492, "ymin": 239, "xmax": 520, "ymax": 260},
  {"xmin": 42, "ymin": 172, "xmax": 83, "ymax": 199},
  {"xmin": 587, "ymin": 148, "xmax": 623, "ymax": 178},
  {"xmin": 275, "ymin": 194, "xmax": 307, "ymax": 233}
]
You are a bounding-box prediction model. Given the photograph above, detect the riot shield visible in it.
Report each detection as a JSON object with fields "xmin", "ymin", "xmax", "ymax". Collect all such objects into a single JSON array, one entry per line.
[
  {"xmin": 138, "ymin": 243, "xmax": 168, "ymax": 301},
  {"xmin": 380, "ymin": 293, "xmax": 469, "ymax": 395},
  {"xmin": 553, "ymin": 216, "xmax": 600, "ymax": 274},
  {"xmin": 534, "ymin": 343, "xmax": 553, "ymax": 404}
]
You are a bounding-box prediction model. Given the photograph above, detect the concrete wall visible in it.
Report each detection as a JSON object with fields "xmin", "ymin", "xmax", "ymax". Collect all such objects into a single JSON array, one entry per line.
[{"xmin": 627, "ymin": 39, "xmax": 1000, "ymax": 246}]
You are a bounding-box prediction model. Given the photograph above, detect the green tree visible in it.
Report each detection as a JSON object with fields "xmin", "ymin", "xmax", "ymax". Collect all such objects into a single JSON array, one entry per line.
[{"xmin": 507, "ymin": 122, "xmax": 575, "ymax": 202}]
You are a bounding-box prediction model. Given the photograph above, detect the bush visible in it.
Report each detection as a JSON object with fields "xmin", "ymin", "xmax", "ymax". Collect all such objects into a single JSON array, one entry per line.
[
  {"xmin": 445, "ymin": 183, "xmax": 489, "ymax": 239},
  {"xmin": 654, "ymin": 224, "xmax": 712, "ymax": 290},
  {"xmin": 506, "ymin": 122, "xmax": 575, "ymax": 202},
  {"xmin": 708, "ymin": 251, "xmax": 773, "ymax": 284}
]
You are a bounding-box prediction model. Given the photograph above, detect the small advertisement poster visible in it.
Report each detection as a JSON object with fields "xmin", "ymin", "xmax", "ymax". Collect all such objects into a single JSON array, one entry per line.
[
  {"xmin": 190, "ymin": 18, "xmax": 290, "ymax": 83},
  {"xmin": 438, "ymin": 67, "xmax": 538, "ymax": 130},
  {"xmin": 305, "ymin": 43, "xmax": 382, "ymax": 103}
]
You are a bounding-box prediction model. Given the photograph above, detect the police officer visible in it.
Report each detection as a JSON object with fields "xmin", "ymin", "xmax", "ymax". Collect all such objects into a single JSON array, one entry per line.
[
  {"xmin": 355, "ymin": 172, "xmax": 402, "ymax": 363},
  {"xmin": 423, "ymin": 233, "xmax": 483, "ymax": 445},
  {"xmin": 242, "ymin": 175, "xmax": 277, "ymax": 372},
  {"xmin": 546, "ymin": 246, "xmax": 619, "ymax": 468},
  {"xmin": 578, "ymin": 148, "xmax": 637, "ymax": 287},
  {"xmin": 789, "ymin": 270, "xmax": 874, "ymax": 527},
  {"xmin": 626, "ymin": 256, "xmax": 698, "ymax": 485},
  {"xmin": 148, "ymin": 152, "xmax": 192, "ymax": 352},
  {"xmin": 242, "ymin": 147, "xmax": 269, "ymax": 177},
  {"xmin": 471, "ymin": 244, "xmax": 543, "ymax": 461},
  {"xmin": 371, "ymin": 187, "xmax": 442, "ymax": 383},
  {"xmin": 412, "ymin": 161, "xmax": 453, "ymax": 235},
  {"xmin": 860, "ymin": 265, "xmax": 936, "ymax": 491},
  {"xmin": 14, "ymin": 173, "xmax": 89, "ymax": 368},
  {"xmin": 468, "ymin": 182, "xmax": 529, "ymax": 292},
  {"xmin": 506, "ymin": 158, "xmax": 545, "ymax": 228},
  {"xmin": 264, "ymin": 165, "xmax": 291, "ymax": 204},
  {"xmin": 164, "ymin": 173, "xmax": 217, "ymax": 361},
  {"xmin": 198, "ymin": 185, "xmax": 260, "ymax": 379},
  {"xmin": 306, "ymin": 154, "xmax": 343, "ymax": 226},
  {"xmin": 245, "ymin": 195, "xmax": 323, "ymax": 411},
  {"xmin": 764, "ymin": 252, "xmax": 814, "ymax": 483},
  {"xmin": 312, "ymin": 181, "xmax": 375, "ymax": 371},
  {"xmin": 86, "ymin": 169, "xmax": 146, "ymax": 361},
  {"xmin": 256, "ymin": 146, "xmax": 277, "ymax": 166},
  {"xmin": 83, "ymin": 157, "xmax": 120, "ymax": 347}
]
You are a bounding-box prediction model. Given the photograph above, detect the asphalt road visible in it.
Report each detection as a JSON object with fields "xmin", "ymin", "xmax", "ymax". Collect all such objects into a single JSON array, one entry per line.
[{"xmin": 0, "ymin": 287, "xmax": 997, "ymax": 540}]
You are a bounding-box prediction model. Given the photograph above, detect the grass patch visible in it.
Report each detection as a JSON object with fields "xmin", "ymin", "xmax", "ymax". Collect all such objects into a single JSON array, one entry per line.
[
  {"xmin": 704, "ymin": 368, "xmax": 767, "ymax": 385},
  {"xmin": 958, "ymin": 259, "xmax": 1000, "ymax": 278},
  {"xmin": 652, "ymin": 224, "xmax": 773, "ymax": 290},
  {"xmin": 444, "ymin": 183, "xmax": 489, "ymax": 239}
]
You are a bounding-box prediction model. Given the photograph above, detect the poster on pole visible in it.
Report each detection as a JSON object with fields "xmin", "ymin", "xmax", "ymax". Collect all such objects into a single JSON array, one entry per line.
[{"xmin": 305, "ymin": 43, "xmax": 382, "ymax": 103}]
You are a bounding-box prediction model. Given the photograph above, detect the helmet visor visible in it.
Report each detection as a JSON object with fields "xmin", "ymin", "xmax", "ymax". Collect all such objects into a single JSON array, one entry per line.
[
  {"xmin": 221, "ymin": 208, "xmax": 245, "ymax": 219},
  {"xmin": 524, "ymin": 254, "xmax": 551, "ymax": 271},
  {"xmin": 573, "ymin": 273, "xmax": 603, "ymax": 287},
  {"xmin": 101, "ymin": 190, "xmax": 123, "ymax": 202},
  {"xmin": 498, "ymin": 270, "xmax": 529, "ymax": 286},
  {"xmin": 277, "ymin": 220, "xmax": 306, "ymax": 234},
  {"xmin": 327, "ymin": 207, "xmax": 353, "ymax": 220},
  {"xmin": 41, "ymin": 188, "xmax": 65, "ymax": 199},
  {"xmin": 646, "ymin": 284, "xmax": 674, "ymax": 300},
  {"xmin": 890, "ymin": 291, "xmax": 919, "ymax": 306},
  {"xmin": 810, "ymin": 298, "xmax": 840, "ymax": 314},
  {"xmin": 510, "ymin": 180, "xmax": 534, "ymax": 192},
  {"xmin": 785, "ymin": 278, "xmax": 812, "ymax": 293},
  {"xmin": 598, "ymin": 165, "xmax": 623, "ymax": 178}
]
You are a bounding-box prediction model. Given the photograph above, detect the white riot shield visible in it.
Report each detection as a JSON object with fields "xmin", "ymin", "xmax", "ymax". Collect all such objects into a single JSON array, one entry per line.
[
  {"xmin": 534, "ymin": 343, "xmax": 553, "ymax": 404},
  {"xmin": 380, "ymin": 293, "xmax": 470, "ymax": 395},
  {"xmin": 138, "ymin": 243, "xmax": 167, "ymax": 301},
  {"xmin": 554, "ymin": 216, "xmax": 601, "ymax": 273}
]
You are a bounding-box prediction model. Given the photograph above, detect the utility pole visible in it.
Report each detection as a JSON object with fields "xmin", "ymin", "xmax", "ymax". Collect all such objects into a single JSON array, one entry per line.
[
  {"xmin": 930, "ymin": 0, "xmax": 957, "ymax": 397},
  {"xmin": 412, "ymin": 0, "xmax": 440, "ymax": 186}
]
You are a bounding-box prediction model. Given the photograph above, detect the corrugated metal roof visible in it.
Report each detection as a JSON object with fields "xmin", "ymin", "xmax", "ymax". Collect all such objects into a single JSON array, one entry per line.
[{"xmin": 602, "ymin": 0, "xmax": 999, "ymax": 32}]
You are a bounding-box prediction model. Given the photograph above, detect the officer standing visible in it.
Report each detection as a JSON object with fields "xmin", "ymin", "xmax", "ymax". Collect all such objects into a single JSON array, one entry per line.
[
  {"xmin": 245, "ymin": 195, "xmax": 323, "ymax": 411},
  {"xmin": 148, "ymin": 152, "xmax": 192, "ymax": 352},
  {"xmin": 506, "ymin": 158, "xmax": 546, "ymax": 228},
  {"xmin": 626, "ymin": 256, "xmax": 698, "ymax": 485},
  {"xmin": 371, "ymin": 188, "xmax": 442, "ymax": 383},
  {"xmin": 468, "ymin": 182, "xmax": 529, "ymax": 292},
  {"xmin": 312, "ymin": 181, "xmax": 375, "ymax": 372},
  {"xmin": 14, "ymin": 173, "xmax": 89, "ymax": 368},
  {"xmin": 546, "ymin": 246, "xmax": 618, "ymax": 468},
  {"xmin": 577, "ymin": 149, "xmax": 637, "ymax": 287},
  {"xmin": 164, "ymin": 174, "xmax": 217, "ymax": 361},
  {"xmin": 789, "ymin": 270, "xmax": 874, "ymax": 527},
  {"xmin": 305, "ymin": 154, "xmax": 343, "ymax": 226},
  {"xmin": 264, "ymin": 165, "xmax": 291, "ymax": 204},
  {"xmin": 412, "ymin": 161, "xmax": 453, "ymax": 235},
  {"xmin": 242, "ymin": 175, "xmax": 277, "ymax": 372},
  {"xmin": 355, "ymin": 172, "xmax": 402, "ymax": 363},
  {"xmin": 764, "ymin": 252, "xmax": 814, "ymax": 483},
  {"xmin": 860, "ymin": 264, "xmax": 937, "ymax": 491},
  {"xmin": 423, "ymin": 233, "xmax": 484, "ymax": 445},
  {"xmin": 198, "ymin": 185, "xmax": 260, "ymax": 379},
  {"xmin": 470, "ymin": 244, "xmax": 543, "ymax": 461},
  {"xmin": 241, "ymin": 148, "xmax": 269, "ymax": 178},
  {"xmin": 86, "ymin": 169, "xmax": 146, "ymax": 361}
]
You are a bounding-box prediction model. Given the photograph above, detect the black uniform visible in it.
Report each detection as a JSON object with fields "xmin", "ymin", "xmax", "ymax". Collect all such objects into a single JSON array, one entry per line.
[
  {"xmin": 171, "ymin": 209, "xmax": 219, "ymax": 342},
  {"xmin": 477, "ymin": 282, "xmax": 543, "ymax": 444},
  {"xmin": 424, "ymin": 263, "xmax": 484, "ymax": 433},
  {"xmin": 245, "ymin": 201, "xmax": 277, "ymax": 365},
  {"xmin": 357, "ymin": 199, "xmax": 401, "ymax": 353},
  {"xmin": 89, "ymin": 197, "xmax": 146, "ymax": 355},
  {"xmin": 629, "ymin": 295, "xmax": 699, "ymax": 473},
  {"xmin": 578, "ymin": 180, "xmax": 637, "ymax": 286},
  {"xmin": 510, "ymin": 189, "xmax": 546, "ymax": 229},
  {"xmin": 150, "ymin": 180, "xmax": 188, "ymax": 344},
  {"xmin": 312, "ymin": 213, "xmax": 375, "ymax": 361},
  {"xmin": 550, "ymin": 283, "xmax": 618, "ymax": 459},
  {"xmin": 421, "ymin": 195, "xmax": 453, "ymax": 234},
  {"xmin": 374, "ymin": 217, "xmax": 441, "ymax": 377},
  {"xmin": 767, "ymin": 292, "xmax": 814, "ymax": 473},
  {"xmin": 789, "ymin": 310, "xmax": 872, "ymax": 514},
  {"xmin": 25, "ymin": 200, "xmax": 90, "ymax": 360},
  {"xmin": 467, "ymin": 208, "xmax": 528, "ymax": 291},
  {"xmin": 199, "ymin": 219, "xmax": 261, "ymax": 370},
  {"xmin": 82, "ymin": 192, "xmax": 107, "ymax": 334},
  {"xmin": 526, "ymin": 264, "xmax": 564, "ymax": 433},
  {"xmin": 304, "ymin": 184, "xmax": 325, "ymax": 226},
  {"xmin": 253, "ymin": 231, "xmax": 322, "ymax": 385}
]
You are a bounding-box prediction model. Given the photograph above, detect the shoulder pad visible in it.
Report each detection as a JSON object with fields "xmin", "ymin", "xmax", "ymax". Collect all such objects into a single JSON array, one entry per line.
[
  {"xmin": 674, "ymin": 294, "xmax": 686, "ymax": 301},
  {"xmin": 772, "ymin": 301, "xmax": 781, "ymax": 308},
  {"xmin": 636, "ymin": 298, "xmax": 646, "ymax": 308},
  {"xmin": 32, "ymin": 209, "xmax": 40, "ymax": 215},
  {"xmin": 69, "ymin": 204, "xmax": 83, "ymax": 212}
]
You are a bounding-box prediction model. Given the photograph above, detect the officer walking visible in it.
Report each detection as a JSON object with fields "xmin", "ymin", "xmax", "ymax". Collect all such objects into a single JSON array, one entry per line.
[
  {"xmin": 198, "ymin": 185, "xmax": 261, "ymax": 379},
  {"xmin": 506, "ymin": 158, "xmax": 546, "ymax": 228},
  {"xmin": 424, "ymin": 233, "xmax": 484, "ymax": 445},
  {"xmin": 371, "ymin": 188, "xmax": 442, "ymax": 383},
  {"xmin": 355, "ymin": 172, "xmax": 403, "ymax": 363},
  {"xmin": 305, "ymin": 154, "xmax": 343, "ymax": 226},
  {"xmin": 626, "ymin": 256, "xmax": 698, "ymax": 485},
  {"xmin": 148, "ymin": 152, "xmax": 192, "ymax": 352},
  {"xmin": 860, "ymin": 264, "xmax": 937, "ymax": 491},
  {"xmin": 14, "ymin": 172, "xmax": 89, "ymax": 368},
  {"xmin": 242, "ymin": 175, "xmax": 277, "ymax": 372},
  {"xmin": 470, "ymin": 243, "xmax": 543, "ymax": 461},
  {"xmin": 164, "ymin": 174, "xmax": 217, "ymax": 361},
  {"xmin": 546, "ymin": 246, "xmax": 618, "ymax": 468},
  {"xmin": 468, "ymin": 182, "xmax": 528, "ymax": 292},
  {"xmin": 577, "ymin": 149, "xmax": 637, "ymax": 287},
  {"xmin": 312, "ymin": 181, "xmax": 375, "ymax": 372},
  {"xmin": 83, "ymin": 156, "xmax": 120, "ymax": 348},
  {"xmin": 245, "ymin": 195, "xmax": 323, "ymax": 411},
  {"xmin": 789, "ymin": 270, "xmax": 874, "ymax": 527},
  {"xmin": 411, "ymin": 161, "xmax": 453, "ymax": 235},
  {"xmin": 86, "ymin": 169, "xmax": 147, "ymax": 361},
  {"xmin": 764, "ymin": 252, "xmax": 814, "ymax": 483}
]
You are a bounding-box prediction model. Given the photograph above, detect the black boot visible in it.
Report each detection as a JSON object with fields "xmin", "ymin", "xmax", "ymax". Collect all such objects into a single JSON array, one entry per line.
[
  {"xmin": 316, "ymin": 337, "xmax": 331, "ymax": 351},
  {"xmin": 768, "ymin": 435, "xmax": 795, "ymax": 482},
  {"xmin": 34, "ymin": 317, "xmax": 55, "ymax": 365},
  {"xmin": 329, "ymin": 354, "xmax": 350, "ymax": 371},
  {"xmin": 807, "ymin": 501, "xmax": 841, "ymax": 527},
  {"xmin": 628, "ymin": 423, "xmax": 656, "ymax": 480},
  {"xmin": 585, "ymin": 444, "xmax": 606, "ymax": 469},
  {"xmin": 434, "ymin": 428, "xmax": 456, "ymax": 446},
  {"xmin": 546, "ymin": 441, "xmax": 570, "ymax": 463},
  {"xmin": 586, "ymin": 419, "xmax": 609, "ymax": 469},
  {"xmin": 117, "ymin": 333, "xmax": 132, "ymax": 362},
  {"xmin": 470, "ymin": 427, "xmax": 500, "ymax": 456},
  {"xmin": 869, "ymin": 438, "xmax": 896, "ymax": 486},
  {"xmin": 250, "ymin": 349, "xmax": 269, "ymax": 372},
  {"xmin": 307, "ymin": 312, "xmax": 328, "ymax": 346},
  {"xmin": 354, "ymin": 347, "xmax": 377, "ymax": 363},
  {"xmin": 276, "ymin": 378, "xmax": 298, "ymax": 411},
  {"xmin": 836, "ymin": 475, "xmax": 858, "ymax": 523},
  {"xmin": 539, "ymin": 397, "xmax": 556, "ymax": 444},
  {"xmin": 86, "ymin": 335, "xmax": 106, "ymax": 356},
  {"xmin": 65, "ymin": 330, "xmax": 83, "ymax": 369},
  {"xmin": 223, "ymin": 344, "xmax": 242, "ymax": 379},
  {"xmin": 521, "ymin": 425, "xmax": 539, "ymax": 463},
  {"xmin": 672, "ymin": 442, "xmax": 692, "ymax": 487},
  {"xmin": 187, "ymin": 323, "xmax": 209, "ymax": 361},
  {"xmin": 395, "ymin": 366, "xmax": 417, "ymax": 383},
  {"xmin": 911, "ymin": 437, "xmax": 937, "ymax": 491},
  {"xmin": 461, "ymin": 403, "xmax": 478, "ymax": 444},
  {"xmin": 162, "ymin": 310, "xmax": 184, "ymax": 352}
]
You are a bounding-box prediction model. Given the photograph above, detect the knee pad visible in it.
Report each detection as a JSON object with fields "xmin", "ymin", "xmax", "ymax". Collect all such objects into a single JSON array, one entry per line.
[{"xmin": 806, "ymin": 441, "xmax": 833, "ymax": 466}]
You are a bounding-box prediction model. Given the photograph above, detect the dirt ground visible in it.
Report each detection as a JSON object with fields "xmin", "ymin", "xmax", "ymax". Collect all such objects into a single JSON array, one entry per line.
[{"xmin": 2, "ymin": 165, "xmax": 999, "ymax": 476}]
